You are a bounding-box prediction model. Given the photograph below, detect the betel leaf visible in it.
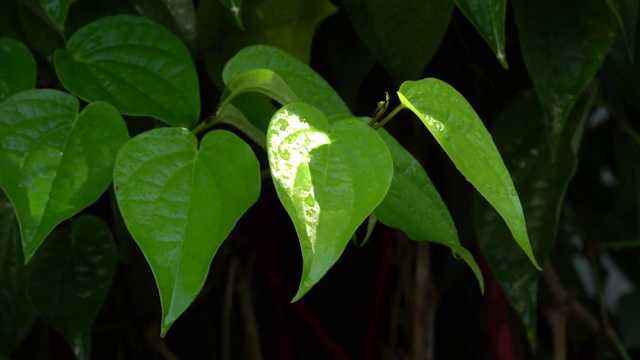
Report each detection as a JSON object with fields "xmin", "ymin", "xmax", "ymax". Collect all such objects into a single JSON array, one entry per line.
[
  {"xmin": 54, "ymin": 15, "xmax": 200, "ymax": 128},
  {"xmin": 38, "ymin": 0, "xmax": 76, "ymax": 30},
  {"xmin": 0, "ymin": 191, "xmax": 37, "ymax": 354},
  {"xmin": 374, "ymin": 129, "xmax": 484, "ymax": 293},
  {"xmin": 454, "ymin": 0, "xmax": 507, "ymax": 68},
  {"xmin": 398, "ymin": 78, "xmax": 540, "ymax": 269},
  {"xmin": 131, "ymin": 0, "xmax": 198, "ymax": 51},
  {"xmin": 606, "ymin": 0, "xmax": 639, "ymax": 61},
  {"xmin": 267, "ymin": 103, "xmax": 393, "ymax": 300},
  {"xmin": 223, "ymin": 45, "xmax": 350, "ymax": 117},
  {"xmin": 0, "ymin": 89, "xmax": 129, "ymax": 262},
  {"xmin": 0, "ymin": 38, "xmax": 36, "ymax": 102},
  {"xmin": 224, "ymin": 69, "xmax": 300, "ymax": 108},
  {"xmin": 26, "ymin": 216, "xmax": 116, "ymax": 360},
  {"xmin": 218, "ymin": 0, "xmax": 244, "ymax": 29},
  {"xmin": 474, "ymin": 87, "xmax": 595, "ymax": 346},
  {"xmin": 113, "ymin": 128, "xmax": 260, "ymax": 335},
  {"xmin": 342, "ymin": 0, "xmax": 453, "ymax": 83},
  {"xmin": 217, "ymin": 103, "xmax": 266, "ymax": 149},
  {"xmin": 512, "ymin": 0, "xmax": 615, "ymax": 152},
  {"xmin": 17, "ymin": 0, "xmax": 65, "ymax": 59}
]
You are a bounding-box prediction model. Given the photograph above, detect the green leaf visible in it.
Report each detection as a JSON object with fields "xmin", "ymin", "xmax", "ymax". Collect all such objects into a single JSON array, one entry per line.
[
  {"xmin": 0, "ymin": 191, "xmax": 37, "ymax": 353},
  {"xmin": 374, "ymin": 129, "xmax": 484, "ymax": 293},
  {"xmin": 267, "ymin": 103, "xmax": 393, "ymax": 300},
  {"xmin": 224, "ymin": 68, "xmax": 301, "ymax": 107},
  {"xmin": 342, "ymin": 0, "xmax": 453, "ymax": 83},
  {"xmin": 474, "ymin": 87, "xmax": 595, "ymax": 346},
  {"xmin": 398, "ymin": 78, "xmax": 540, "ymax": 269},
  {"xmin": 0, "ymin": 38, "xmax": 36, "ymax": 102},
  {"xmin": 512, "ymin": 0, "xmax": 616, "ymax": 152},
  {"xmin": 223, "ymin": 45, "xmax": 350, "ymax": 117},
  {"xmin": 217, "ymin": 103, "xmax": 266, "ymax": 149},
  {"xmin": 606, "ymin": 0, "xmax": 639, "ymax": 61},
  {"xmin": 113, "ymin": 128, "xmax": 260, "ymax": 335},
  {"xmin": 0, "ymin": 90, "xmax": 129, "ymax": 262},
  {"xmin": 26, "ymin": 215, "xmax": 117, "ymax": 360},
  {"xmin": 17, "ymin": 0, "xmax": 65, "ymax": 59},
  {"xmin": 131, "ymin": 0, "xmax": 197, "ymax": 51},
  {"xmin": 218, "ymin": 0, "xmax": 244, "ymax": 29},
  {"xmin": 454, "ymin": 0, "xmax": 507, "ymax": 68},
  {"xmin": 54, "ymin": 14, "xmax": 200, "ymax": 128},
  {"xmin": 39, "ymin": 0, "xmax": 76, "ymax": 30}
]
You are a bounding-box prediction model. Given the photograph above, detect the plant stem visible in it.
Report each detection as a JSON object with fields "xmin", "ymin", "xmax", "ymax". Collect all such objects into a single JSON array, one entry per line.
[
  {"xmin": 191, "ymin": 114, "xmax": 216, "ymax": 135},
  {"xmin": 372, "ymin": 104, "xmax": 406, "ymax": 130}
]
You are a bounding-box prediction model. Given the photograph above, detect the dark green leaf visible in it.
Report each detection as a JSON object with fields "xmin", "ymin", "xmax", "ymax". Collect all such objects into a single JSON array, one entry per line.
[
  {"xmin": 342, "ymin": 0, "xmax": 453, "ymax": 83},
  {"xmin": 26, "ymin": 215, "xmax": 117, "ymax": 360},
  {"xmin": 0, "ymin": 90, "xmax": 129, "ymax": 262},
  {"xmin": 218, "ymin": 0, "xmax": 243, "ymax": 29},
  {"xmin": 114, "ymin": 128, "xmax": 260, "ymax": 335},
  {"xmin": 54, "ymin": 15, "xmax": 200, "ymax": 128},
  {"xmin": 17, "ymin": 0, "xmax": 65, "ymax": 59},
  {"xmin": 267, "ymin": 103, "xmax": 393, "ymax": 300},
  {"xmin": 39, "ymin": 0, "xmax": 76, "ymax": 30},
  {"xmin": 454, "ymin": 0, "xmax": 507, "ymax": 68},
  {"xmin": 513, "ymin": 0, "xmax": 616, "ymax": 152},
  {"xmin": 606, "ymin": 0, "xmax": 639, "ymax": 61},
  {"xmin": 131, "ymin": 0, "xmax": 197, "ymax": 51},
  {"xmin": 399, "ymin": 78, "xmax": 540, "ymax": 269},
  {"xmin": 0, "ymin": 38, "xmax": 36, "ymax": 102}
]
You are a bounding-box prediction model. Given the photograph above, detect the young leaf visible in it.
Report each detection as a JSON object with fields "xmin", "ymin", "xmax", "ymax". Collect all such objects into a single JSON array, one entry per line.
[
  {"xmin": 222, "ymin": 45, "xmax": 350, "ymax": 116},
  {"xmin": 26, "ymin": 216, "xmax": 117, "ymax": 360},
  {"xmin": 512, "ymin": 0, "xmax": 616, "ymax": 152},
  {"xmin": 0, "ymin": 90, "xmax": 129, "ymax": 262},
  {"xmin": 342, "ymin": 0, "xmax": 453, "ymax": 83},
  {"xmin": 54, "ymin": 15, "xmax": 200, "ymax": 128},
  {"xmin": 398, "ymin": 78, "xmax": 540, "ymax": 269},
  {"xmin": 113, "ymin": 128, "xmax": 260, "ymax": 335},
  {"xmin": 374, "ymin": 129, "xmax": 484, "ymax": 293},
  {"xmin": 454, "ymin": 0, "xmax": 507, "ymax": 68},
  {"xmin": 0, "ymin": 38, "xmax": 36, "ymax": 102},
  {"xmin": 267, "ymin": 103, "xmax": 393, "ymax": 300},
  {"xmin": 38, "ymin": 0, "xmax": 76, "ymax": 30}
]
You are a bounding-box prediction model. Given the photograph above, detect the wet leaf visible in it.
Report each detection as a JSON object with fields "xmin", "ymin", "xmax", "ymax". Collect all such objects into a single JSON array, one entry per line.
[
  {"xmin": 454, "ymin": 0, "xmax": 507, "ymax": 68},
  {"xmin": 0, "ymin": 38, "xmax": 36, "ymax": 102}
]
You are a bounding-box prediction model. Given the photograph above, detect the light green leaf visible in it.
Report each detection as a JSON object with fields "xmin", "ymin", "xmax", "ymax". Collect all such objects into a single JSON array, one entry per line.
[
  {"xmin": 54, "ymin": 15, "xmax": 200, "ymax": 128},
  {"xmin": 513, "ymin": 0, "xmax": 616, "ymax": 152},
  {"xmin": 224, "ymin": 68, "xmax": 301, "ymax": 107},
  {"xmin": 217, "ymin": 103, "xmax": 266, "ymax": 149},
  {"xmin": 223, "ymin": 45, "xmax": 350, "ymax": 117},
  {"xmin": 132, "ymin": 0, "xmax": 198, "ymax": 50},
  {"xmin": 342, "ymin": 0, "xmax": 453, "ymax": 83},
  {"xmin": 0, "ymin": 38, "xmax": 36, "ymax": 102},
  {"xmin": 113, "ymin": 128, "xmax": 260, "ymax": 335},
  {"xmin": 0, "ymin": 89, "xmax": 129, "ymax": 262},
  {"xmin": 38, "ymin": 0, "xmax": 76, "ymax": 30},
  {"xmin": 218, "ymin": 0, "xmax": 244, "ymax": 29},
  {"xmin": 267, "ymin": 103, "xmax": 393, "ymax": 300},
  {"xmin": 398, "ymin": 78, "xmax": 540, "ymax": 269},
  {"xmin": 454, "ymin": 0, "xmax": 507, "ymax": 68},
  {"xmin": 26, "ymin": 215, "xmax": 116, "ymax": 360},
  {"xmin": 374, "ymin": 128, "xmax": 484, "ymax": 293}
]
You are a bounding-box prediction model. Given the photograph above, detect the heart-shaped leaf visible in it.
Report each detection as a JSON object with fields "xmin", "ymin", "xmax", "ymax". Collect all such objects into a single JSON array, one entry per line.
[
  {"xmin": 0, "ymin": 38, "xmax": 36, "ymax": 102},
  {"xmin": 374, "ymin": 128, "xmax": 484, "ymax": 293},
  {"xmin": 0, "ymin": 89, "xmax": 129, "ymax": 262},
  {"xmin": 39, "ymin": 0, "xmax": 76, "ymax": 30},
  {"xmin": 113, "ymin": 128, "xmax": 260, "ymax": 335},
  {"xmin": 267, "ymin": 103, "xmax": 393, "ymax": 300},
  {"xmin": 26, "ymin": 215, "xmax": 116, "ymax": 360},
  {"xmin": 454, "ymin": 0, "xmax": 507, "ymax": 68},
  {"xmin": 54, "ymin": 15, "xmax": 200, "ymax": 128},
  {"xmin": 398, "ymin": 78, "xmax": 540, "ymax": 270}
]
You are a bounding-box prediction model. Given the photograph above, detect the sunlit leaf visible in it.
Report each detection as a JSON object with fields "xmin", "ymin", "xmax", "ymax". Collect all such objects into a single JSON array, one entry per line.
[
  {"xmin": 454, "ymin": 0, "xmax": 507, "ymax": 68},
  {"xmin": 0, "ymin": 38, "xmax": 36, "ymax": 102}
]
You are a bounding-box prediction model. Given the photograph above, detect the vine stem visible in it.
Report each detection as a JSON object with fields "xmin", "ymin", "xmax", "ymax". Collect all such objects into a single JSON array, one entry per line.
[{"xmin": 372, "ymin": 104, "xmax": 406, "ymax": 130}]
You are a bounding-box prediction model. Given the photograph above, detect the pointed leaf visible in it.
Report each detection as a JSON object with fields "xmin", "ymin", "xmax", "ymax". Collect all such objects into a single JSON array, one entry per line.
[
  {"xmin": 267, "ymin": 103, "xmax": 393, "ymax": 300},
  {"xmin": 38, "ymin": 0, "xmax": 76, "ymax": 30},
  {"xmin": 223, "ymin": 45, "xmax": 350, "ymax": 116},
  {"xmin": 26, "ymin": 215, "xmax": 116, "ymax": 360},
  {"xmin": 0, "ymin": 90, "xmax": 129, "ymax": 262},
  {"xmin": 113, "ymin": 128, "xmax": 260, "ymax": 335},
  {"xmin": 218, "ymin": 0, "xmax": 244, "ymax": 29},
  {"xmin": 513, "ymin": 0, "xmax": 616, "ymax": 151},
  {"xmin": 54, "ymin": 15, "xmax": 200, "ymax": 128},
  {"xmin": 0, "ymin": 191, "xmax": 37, "ymax": 353},
  {"xmin": 398, "ymin": 78, "xmax": 540, "ymax": 269},
  {"xmin": 0, "ymin": 38, "xmax": 36, "ymax": 102},
  {"xmin": 132, "ymin": 0, "xmax": 198, "ymax": 50},
  {"xmin": 374, "ymin": 129, "xmax": 484, "ymax": 292},
  {"xmin": 454, "ymin": 0, "xmax": 507, "ymax": 68},
  {"xmin": 342, "ymin": 0, "xmax": 453, "ymax": 83},
  {"xmin": 474, "ymin": 87, "xmax": 595, "ymax": 346}
]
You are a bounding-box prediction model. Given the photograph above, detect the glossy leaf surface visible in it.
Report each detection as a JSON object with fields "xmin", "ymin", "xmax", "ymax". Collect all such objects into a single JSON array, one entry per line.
[
  {"xmin": 374, "ymin": 129, "xmax": 484, "ymax": 292},
  {"xmin": 398, "ymin": 78, "xmax": 540, "ymax": 269},
  {"xmin": 0, "ymin": 192, "xmax": 37, "ymax": 353},
  {"xmin": 131, "ymin": 0, "xmax": 197, "ymax": 50},
  {"xmin": 513, "ymin": 0, "xmax": 615, "ymax": 151},
  {"xmin": 342, "ymin": 0, "xmax": 453, "ymax": 83},
  {"xmin": 0, "ymin": 90, "xmax": 128, "ymax": 262},
  {"xmin": 0, "ymin": 38, "xmax": 36, "ymax": 102},
  {"xmin": 267, "ymin": 103, "xmax": 393, "ymax": 300},
  {"xmin": 26, "ymin": 216, "xmax": 116, "ymax": 360},
  {"xmin": 223, "ymin": 45, "xmax": 350, "ymax": 116},
  {"xmin": 474, "ymin": 88, "xmax": 595, "ymax": 345},
  {"xmin": 114, "ymin": 128, "xmax": 260, "ymax": 335},
  {"xmin": 38, "ymin": 0, "xmax": 76, "ymax": 29},
  {"xmin": 454, "ymin": 0, "xmax": 507, "ymax": 68},
  {"xmin": 54, "ymin": 15, "xmax": 200, "ymax": 128}
]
